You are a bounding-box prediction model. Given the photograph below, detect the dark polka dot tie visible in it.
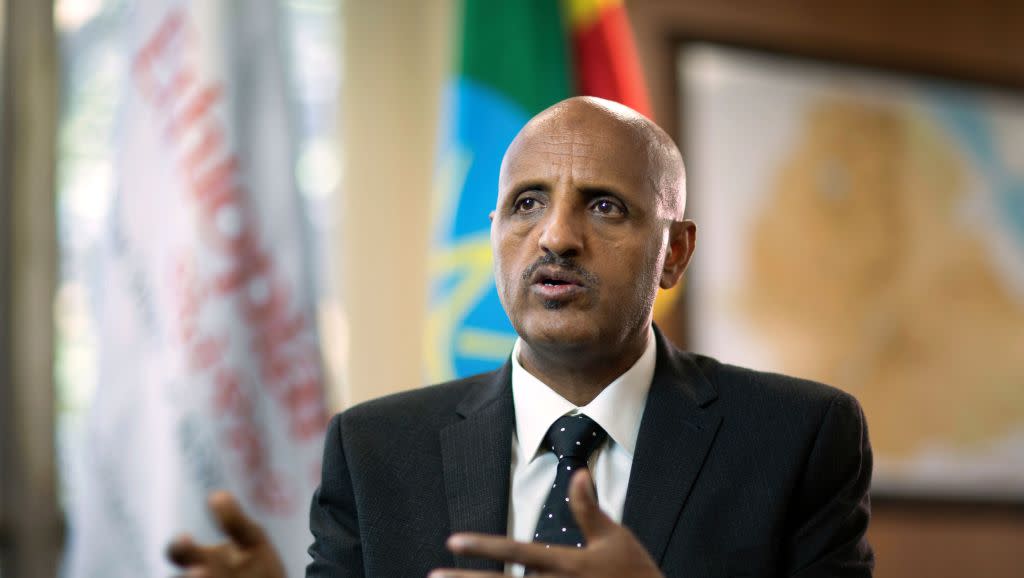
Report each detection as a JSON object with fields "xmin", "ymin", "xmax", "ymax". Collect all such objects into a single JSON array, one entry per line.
[{"xmin": 532, "ymin": 414, "xmax": 607, "ymax": 549}]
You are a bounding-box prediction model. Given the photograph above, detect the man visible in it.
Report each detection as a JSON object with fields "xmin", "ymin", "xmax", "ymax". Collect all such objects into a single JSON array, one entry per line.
[{"xmin": 169, "ymin": 97, "xmax": 874, "ymax": 577}]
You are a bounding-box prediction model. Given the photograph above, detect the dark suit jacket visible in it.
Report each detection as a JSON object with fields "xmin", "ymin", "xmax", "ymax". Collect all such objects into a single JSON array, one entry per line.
[{"xmin": 307, "ymin": 330, "xmax": 874, "ymax": 577}]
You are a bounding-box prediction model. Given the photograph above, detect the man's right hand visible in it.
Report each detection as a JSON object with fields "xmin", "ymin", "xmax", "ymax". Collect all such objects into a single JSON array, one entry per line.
[{"xmin": 167, "ymin": 491, "xmax": 287, "ymax": 578}]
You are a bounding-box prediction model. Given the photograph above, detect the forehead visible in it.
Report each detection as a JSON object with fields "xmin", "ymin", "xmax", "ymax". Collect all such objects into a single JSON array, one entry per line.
[{"xmin": 499, "ymin": 115, "xmax": 654, "ymax": 194}]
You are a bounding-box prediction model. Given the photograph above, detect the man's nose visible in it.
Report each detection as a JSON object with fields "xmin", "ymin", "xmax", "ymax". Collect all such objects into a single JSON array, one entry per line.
[{"xmin": 537, "ymin": 203, "xmax": 583, "ymax": 257}]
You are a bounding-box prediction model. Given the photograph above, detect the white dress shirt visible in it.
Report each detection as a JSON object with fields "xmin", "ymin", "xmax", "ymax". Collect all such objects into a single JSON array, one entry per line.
[{"xmin": 505, "ymin": 328, "xmax": 656, "ymax": 575}]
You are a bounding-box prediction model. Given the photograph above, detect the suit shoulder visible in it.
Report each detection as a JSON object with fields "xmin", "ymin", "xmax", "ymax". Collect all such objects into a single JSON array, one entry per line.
[
  {"xmin": 683, "ymin": 352, "xmax": 868, "ymax": 458},
  {"xmin": 689, "ymin": 352, "xmax": 861, "ymax": 414},
  {"xmin": 332, "ymin": 368, "xmax": 500, "ymax": 427}
]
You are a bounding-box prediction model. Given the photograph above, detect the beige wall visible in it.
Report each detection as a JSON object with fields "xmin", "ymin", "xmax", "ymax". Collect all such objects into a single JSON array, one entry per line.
[{"xmin": 337, "ymin": 0, "xmax": 453, "ymax": 407}]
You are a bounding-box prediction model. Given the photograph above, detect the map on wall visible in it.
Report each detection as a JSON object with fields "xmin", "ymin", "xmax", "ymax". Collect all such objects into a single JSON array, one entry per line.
[{"xmin": 681, "ymin": 45, "xmax": 1024, "ymax": 498}]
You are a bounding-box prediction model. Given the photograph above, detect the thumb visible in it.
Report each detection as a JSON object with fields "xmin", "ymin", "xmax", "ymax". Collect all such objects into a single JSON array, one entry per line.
[
  {"xmin": 166, "ymin": 533, "xmax": 210, "ymax": 567},
  {"xmin": 208, "ymin": 490, "xmax": 267, "ymax": 548},
  {"xmin": 568, "ymin": 469, "xmax": 615, "ymax": 540}
]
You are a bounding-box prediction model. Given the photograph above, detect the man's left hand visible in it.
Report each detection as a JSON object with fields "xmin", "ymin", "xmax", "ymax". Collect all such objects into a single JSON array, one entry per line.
[{"xmin": 429, "ymin": 470, "xmax": 664, "ymax": 578}]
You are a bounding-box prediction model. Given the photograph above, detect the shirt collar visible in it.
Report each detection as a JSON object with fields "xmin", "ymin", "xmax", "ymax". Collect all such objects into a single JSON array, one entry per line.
[{"xmin": 511, "ymin": 327, "xmax": 656, "ymax": 464}]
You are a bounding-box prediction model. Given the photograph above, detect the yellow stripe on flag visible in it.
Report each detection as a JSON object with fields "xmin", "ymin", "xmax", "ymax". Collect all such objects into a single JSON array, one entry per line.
[{"xmin": 564, "ymin": 0, "xmax": 621, "ymax": 30}]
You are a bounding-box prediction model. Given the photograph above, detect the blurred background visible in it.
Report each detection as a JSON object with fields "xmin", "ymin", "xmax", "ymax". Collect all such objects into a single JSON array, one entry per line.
[{"xmin": 1, "ymin": 0, "xmax": 1022, "ymax": 577}]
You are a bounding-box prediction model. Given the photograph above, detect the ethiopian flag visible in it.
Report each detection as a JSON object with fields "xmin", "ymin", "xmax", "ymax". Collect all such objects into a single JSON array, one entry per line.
[{"xmin": 427, "ymin": 0, "xmax": 655, "ymax": 381}]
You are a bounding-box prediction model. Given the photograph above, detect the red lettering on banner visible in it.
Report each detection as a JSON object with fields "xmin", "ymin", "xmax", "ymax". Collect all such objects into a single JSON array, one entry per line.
[
  {"xmin": 169, "ymin": 84, "xmax": 223, "ymax": 139},
  {"xmin": 133, "ymin": 10, "xmax": 185, "ymax": 102},
  {"xmin": 286, "ymin": 375, "xmax": 325, "ymax": 439},
  {"xmin": 183, "ymin": 124, "xmax": 225, "ymax": 171},
  {"xmin": 214, "ymin": 246, "xmax": 270, "ymax": 293},
  {"xmin": 213, "ymin": 366, "xmax": 241, "ymax": 413},
  {"xmin": 137, "ymin": 9, "xmax": 327, "ymax": 513},
  {"xmin": 199, "ymin": 185, "xmax": 250, "ymax": 252},
  {"xmin": 242, "ymin": 274, "xmax": 289, "ymax": 324},
  {"xmin": 255, "ymin": 312, "xmax": 304, "ymax": 357},
  {"xmin": 189, "ymin": 336, "xmax": 225, "ymax": 373},
  {"xmin": 254, "ymin": 318, "xmax": 306, "ymax": 386},
  {"xmin": 188, "ymin": 155, "xmax": 239, "ymax": 203},
  {"xmin": 251, "ymin": 471, "xmax": 289, "ymax": 515},
  {"xmin": 214, "ymin": 366, "xmax": 290, "ymax": 513},
  {"xmin": 159, "ymin": 68, "xmax": 196, "ymax": 109}
]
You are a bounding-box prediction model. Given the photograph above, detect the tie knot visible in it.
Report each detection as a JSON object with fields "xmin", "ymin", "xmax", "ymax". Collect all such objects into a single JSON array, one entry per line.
[{"xmin": 544, "ymin": 414, "xmax": 607, "ymax": 461}]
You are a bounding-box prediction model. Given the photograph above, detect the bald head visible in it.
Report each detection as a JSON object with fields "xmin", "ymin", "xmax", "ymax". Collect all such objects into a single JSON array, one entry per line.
[{"xmin": 500, "ymin": 96, "xmax": 687, "ymax": 220}]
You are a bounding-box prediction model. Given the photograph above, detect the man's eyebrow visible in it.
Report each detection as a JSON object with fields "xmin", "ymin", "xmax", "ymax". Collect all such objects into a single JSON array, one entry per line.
[
  {"xmin": 507, "ymin": 180, "xmax": 550, "ymax": 197},
  {"xmin": 578, "ymin": 184, "xmax": 625, "ymax": 198},
  {"xmin": 577, "ymin": 184, "xmax": 632, "ymax": 208}
]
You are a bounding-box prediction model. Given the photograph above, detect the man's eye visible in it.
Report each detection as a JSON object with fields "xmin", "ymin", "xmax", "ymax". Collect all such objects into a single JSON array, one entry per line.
[
  {"xmin": 592, "ymin": 199, "xmax": 624, "ymax": 216},
  {"xmin": 514, "ymin": 197, "xmax": 540, "ymax": 212}
]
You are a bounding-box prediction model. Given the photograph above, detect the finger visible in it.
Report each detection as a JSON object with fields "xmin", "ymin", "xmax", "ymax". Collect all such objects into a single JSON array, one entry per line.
[
  {"xmin": 166, "ymin": 534, "xmax": 210, "ymax": 567},
  {"xmin": 207, "ymin": 491, "xmax": 266, "ymax": 548},
  {"xmin": 568, "ymin": 469, "xmax": 615, "ymax": 540},
  {"xmin": 445, "ymin": 533, "xmax": 576, "ymax": 571}
]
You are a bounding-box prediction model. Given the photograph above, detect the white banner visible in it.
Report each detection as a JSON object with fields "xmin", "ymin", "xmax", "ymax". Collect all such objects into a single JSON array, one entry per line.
[{"xmin": 63, "ymin": 2, "xmax": 328, "ymax": 576}]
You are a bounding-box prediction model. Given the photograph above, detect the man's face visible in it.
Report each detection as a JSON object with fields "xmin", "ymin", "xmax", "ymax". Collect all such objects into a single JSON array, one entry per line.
[{"xmin": 491, "ymin": 111, "xmax": 671, "ymax": 352}]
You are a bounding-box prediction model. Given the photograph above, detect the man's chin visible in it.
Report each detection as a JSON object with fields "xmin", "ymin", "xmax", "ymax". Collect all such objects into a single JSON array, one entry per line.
[{"xmin": 516, "ymin": 311, "xmax": 602, "ymax": 350}]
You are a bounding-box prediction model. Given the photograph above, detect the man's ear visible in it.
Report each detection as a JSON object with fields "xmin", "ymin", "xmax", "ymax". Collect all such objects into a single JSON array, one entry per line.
[
  {"xmin": 660, "ymin": 219, "xmax": 696, "ymax": 289},
  {"xmin": 488, "ymin": 210, "xmax": 495, "ymax": 222}
]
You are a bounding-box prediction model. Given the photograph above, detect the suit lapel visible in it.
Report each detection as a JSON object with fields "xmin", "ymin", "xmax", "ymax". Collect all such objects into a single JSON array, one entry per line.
[
  {"xmin": 622, "ymin": 330, "xmax": 723, "ymax": 565},
  {"xmin": 440, "ymin": 362, "xmax": 515, "ymax": 571}
]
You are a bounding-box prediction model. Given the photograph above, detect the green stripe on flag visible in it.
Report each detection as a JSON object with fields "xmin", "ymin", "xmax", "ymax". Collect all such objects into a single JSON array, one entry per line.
[{"xmin": 459, "ymin": 0, "xmax": 574, "ymax": 115}]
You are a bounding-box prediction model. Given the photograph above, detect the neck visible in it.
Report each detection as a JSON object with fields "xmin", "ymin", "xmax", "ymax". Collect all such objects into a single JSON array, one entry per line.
[{"xmin": 518, "ymin": 328, "xmax": 651, "ymax": 406}]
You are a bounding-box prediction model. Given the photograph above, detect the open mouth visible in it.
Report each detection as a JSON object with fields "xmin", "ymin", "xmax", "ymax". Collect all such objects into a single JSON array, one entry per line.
[
  {"xmin": 529, "ymin": 267, "xmax": 587, "ymax": 303},
  {"xmin": 530, "ymin": 266, "xmax": 586, "ymax": 288},
  {"xmin": 541, "ymin": 278, "xmax": 574, "ymax": 287}
]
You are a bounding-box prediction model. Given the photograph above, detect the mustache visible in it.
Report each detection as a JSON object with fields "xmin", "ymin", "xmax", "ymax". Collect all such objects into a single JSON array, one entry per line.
[{"xmin": 521, "ymin": 253, "xmax": 600, "ymax": 287}]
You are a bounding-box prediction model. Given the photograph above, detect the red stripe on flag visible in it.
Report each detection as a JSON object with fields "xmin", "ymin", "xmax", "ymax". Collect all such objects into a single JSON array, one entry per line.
[{"xmin": 572, "ymin": 4, "xmax": 651, "ymax": 117}]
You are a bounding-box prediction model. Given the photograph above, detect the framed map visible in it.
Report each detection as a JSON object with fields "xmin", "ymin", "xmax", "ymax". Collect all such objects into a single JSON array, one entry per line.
[{"xmin": 681, "ymin": 44, "xmax": 1024, "ymax": 499}]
